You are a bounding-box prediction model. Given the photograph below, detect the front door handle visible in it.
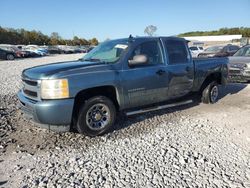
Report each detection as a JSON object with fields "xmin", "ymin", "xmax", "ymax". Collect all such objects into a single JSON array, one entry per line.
[{"xmin": 156, "ymin": 69, "xmax": 166, "ymax": 75}]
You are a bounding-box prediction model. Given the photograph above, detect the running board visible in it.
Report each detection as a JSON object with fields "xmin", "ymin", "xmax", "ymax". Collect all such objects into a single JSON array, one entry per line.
[{"xmin": 126, "ymin": 100, "xmax": 193, "ymax": 116}]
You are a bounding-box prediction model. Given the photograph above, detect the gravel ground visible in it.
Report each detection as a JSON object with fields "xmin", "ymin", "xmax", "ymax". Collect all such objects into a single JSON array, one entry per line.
[{"xmin": 0, "ymin": 54, "xmax": 250, "ymax": 188}]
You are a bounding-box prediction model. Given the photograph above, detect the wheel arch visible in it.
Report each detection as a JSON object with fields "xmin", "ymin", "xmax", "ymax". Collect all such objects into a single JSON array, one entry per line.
[
  {"xmin": 72, "ymin": 85, "xmax": 120, "ymax": 122},
  {"xmin": 199, "ymin": 72, "xmax": 222, "ymax": 93}
]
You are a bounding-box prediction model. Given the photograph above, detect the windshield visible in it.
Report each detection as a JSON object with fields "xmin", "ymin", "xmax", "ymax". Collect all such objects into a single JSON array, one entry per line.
[
  {"xmin": 233, "ymin": 46, "xmax": 250, "ymax": 57},
  {"xmin": 204, "ymin": 46, "xmax": 223, "ymax": 53},
  {"xmin": 82, "ymin": 39, "xmax": 129, "ymax": 63},
  {"xmin": 190, "ymin": 47, "xmax": 198, "ymax": 51}
]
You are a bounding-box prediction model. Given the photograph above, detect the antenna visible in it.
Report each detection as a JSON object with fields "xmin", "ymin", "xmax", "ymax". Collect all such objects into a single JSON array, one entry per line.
[{"xmin": 129, "ymin": 34, "xmax": 134, "ymax": 42}]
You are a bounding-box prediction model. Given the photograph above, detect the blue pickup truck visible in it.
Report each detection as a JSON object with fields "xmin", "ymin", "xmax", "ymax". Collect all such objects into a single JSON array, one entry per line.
[{"xmin": 18, "ymin": 36, "xmax": 228, "ymax": 136}]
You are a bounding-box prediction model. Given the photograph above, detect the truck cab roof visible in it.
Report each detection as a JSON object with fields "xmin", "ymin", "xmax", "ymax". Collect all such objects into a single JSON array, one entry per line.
[{"xmin": 127, "ymin": 36, "xmax": 187, "ymax": 42}]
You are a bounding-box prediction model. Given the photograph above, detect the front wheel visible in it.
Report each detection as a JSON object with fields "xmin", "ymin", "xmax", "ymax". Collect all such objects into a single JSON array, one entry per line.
[
  {"xmin": 6, "ymin": 54, "xmax": 15, "ymax": 60},
  {"xmin": 201, "ymin": 81, "xmax": 219, "ymax": 104},
  {"xmin": 76, "ymin": 96, "xmax": 116, "ymax": 136}
]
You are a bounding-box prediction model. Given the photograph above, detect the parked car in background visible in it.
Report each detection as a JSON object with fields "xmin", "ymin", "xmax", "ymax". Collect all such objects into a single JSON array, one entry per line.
[
  {"xmin": 228, "ymin": 45, "xmax": 250, "ymax": 82},
  {"xmin": 87, "ymin": 46, "xmax": 95, "ymax": 52},
  {"xmin": 189, "ymin": 46, "xmax": 204, "ymax": 58},
  {"xmin": 17, "ymin": 45, "xmax": 46, "ymax": 57},
  {"xmin": 56, "ymin": 45, "xmax": 69, "ymax": 54},
  {"xmin": 47, "ymin": 46, "xmax": 64, "ymax": 54},
  {"xmin": 47, "ymin": 45, "xmax": 91, "ymax": 54},
  {"xmin": 78, "ymin": 46, "xmax": 89, "ymax": 53},
  {"xmin": 74, "ymin": 46, "xmax": 95, "ymax": 53},
  {"xmin": 62, "ymin": 46, "xmax": 75, "ymax": 54},
  {"xmin": 0, "ymin": 47, "xmax": 16, "ymax": 60},
  {"xmin": 24, "ymin": 45, "xmax": 48, "ymax": 56},
  {"xmin": 198, "ymin": 44, "xmax": 240, "ymax": 58},
  {"xmin": 72, "ymin": 46, "xmax": 86, "ymax": 53},
  {"xmin": 0, "ymin": 44, "xmax": 27, "ymax": 58}
]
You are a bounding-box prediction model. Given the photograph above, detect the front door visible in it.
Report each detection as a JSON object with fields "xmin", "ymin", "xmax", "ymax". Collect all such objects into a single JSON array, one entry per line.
[{"xmin": 121, "ymin": 39, "xmax": 169, "ymax": 108}]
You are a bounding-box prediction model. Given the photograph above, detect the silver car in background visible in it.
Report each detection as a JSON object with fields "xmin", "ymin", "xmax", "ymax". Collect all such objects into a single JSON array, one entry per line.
[{"xmin": 228, "ymin": 45, "xmax": 250, "ymax": 82}]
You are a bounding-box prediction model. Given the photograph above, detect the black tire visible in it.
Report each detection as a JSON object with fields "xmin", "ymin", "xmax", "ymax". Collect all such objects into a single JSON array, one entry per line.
[
  {"xmin": 76, "ymin": 96, "xmax": 116, "ymax": 136},
  {"xmin": 201, "ymin": 81, "xmax": 219, "ymax": 104},
  {"xmin": 6, "ymin": 54, "xmax": 15, "ymax": 60}
]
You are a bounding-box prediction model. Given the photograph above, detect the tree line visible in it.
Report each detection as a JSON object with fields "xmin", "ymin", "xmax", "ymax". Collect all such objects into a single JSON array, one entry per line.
[
  {"xmin": 178, "ymin": 27, "xmax": 250, "ymax": 37},
  {"xmin": 0, "ymin": 26, "xmax": 99, "ymax": 46},
  {"xmin": 1, "ymin": 26, "xmax": 249, "ymax": 46}
]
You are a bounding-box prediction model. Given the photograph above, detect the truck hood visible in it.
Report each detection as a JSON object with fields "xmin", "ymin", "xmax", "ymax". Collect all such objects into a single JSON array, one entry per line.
[
  {"xmin": 228, "ymin": 56, "xmax": 250, "ymax": 69},
  {"xmin": 198, "ymin": 52, "xmax": 217, "ymax": 57},
  {"xmin": 22, "ymin": 60, "xmax": 108, "ymax": 79}
]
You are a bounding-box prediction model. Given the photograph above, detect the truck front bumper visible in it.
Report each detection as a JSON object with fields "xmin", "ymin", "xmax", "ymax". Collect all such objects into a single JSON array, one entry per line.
[{"xmin": 17, "ymin": 90, "xmax": 74, "ymax": 132}]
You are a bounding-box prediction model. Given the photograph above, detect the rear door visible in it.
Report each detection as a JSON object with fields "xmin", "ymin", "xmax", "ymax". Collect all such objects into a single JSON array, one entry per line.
[
  {"xmin": 162, "ymin": 38, "xmax": 194, "ymax": 98},
  {"xmin": 121, "ymin": 39, "xmax": 169, "ymax": 108}
]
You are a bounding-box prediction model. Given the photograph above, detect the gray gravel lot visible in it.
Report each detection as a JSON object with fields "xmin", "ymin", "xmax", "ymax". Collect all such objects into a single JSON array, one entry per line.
[{"xmin": 0, "ymin": 54, "xmax": 250, "ymax": 188}]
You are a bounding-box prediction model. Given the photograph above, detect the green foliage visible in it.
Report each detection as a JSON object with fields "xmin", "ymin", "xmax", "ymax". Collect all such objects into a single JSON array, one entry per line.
[
  {"xmin": 89, "ymin": 38, "xmax": 98, "ymax": 46},
  {"xmin": 0, "ymin": 26, "xmax": 99, "ymax": 45},
  {"xmin": 178, "ymin": 27, "xmax": 250, "ymax": 37}
]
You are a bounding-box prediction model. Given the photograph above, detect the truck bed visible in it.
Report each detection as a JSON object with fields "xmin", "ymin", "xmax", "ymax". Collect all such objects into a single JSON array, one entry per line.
[{"xmin": 192, "ymin": 57, "xmax": 229, "ymax": 91}]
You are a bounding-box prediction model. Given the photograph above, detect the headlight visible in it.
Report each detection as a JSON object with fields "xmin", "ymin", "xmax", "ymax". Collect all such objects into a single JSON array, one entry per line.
[
  {"xmin": 244, "ymin": 64, "xmax": 250, "ymax": 69},
  {"xmin": 41, "ymin": 79, "xmax": 69, "ymax": 99}
]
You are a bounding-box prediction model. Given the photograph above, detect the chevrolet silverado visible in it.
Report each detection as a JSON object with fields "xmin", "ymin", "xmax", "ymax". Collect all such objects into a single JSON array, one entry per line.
[{"xmin": 18, "ymin": 36, "xmax": 228, "ymax": 136}]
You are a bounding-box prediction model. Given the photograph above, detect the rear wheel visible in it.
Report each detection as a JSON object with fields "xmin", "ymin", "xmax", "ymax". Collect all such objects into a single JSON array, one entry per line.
[
  {"xmin": 6, "ymin": 54, "xmax": 15, "ymax": 60},
  {"xmin": 76, "ymin": 96, "xmax": 116, "ymax": 136},
  {"xmin": 201, "ymin": 81, "xmax": 219, "ymax": 104}
]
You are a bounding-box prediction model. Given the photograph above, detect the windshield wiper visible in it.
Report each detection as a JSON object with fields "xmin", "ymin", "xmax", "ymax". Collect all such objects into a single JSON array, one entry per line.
[
  {"xmin": 83, "ymin": 58, "xmax": 102, "ymax": 62},
  {"xmin": 82, "ymin": 58, "xmax": 109, "ymax": 64}
]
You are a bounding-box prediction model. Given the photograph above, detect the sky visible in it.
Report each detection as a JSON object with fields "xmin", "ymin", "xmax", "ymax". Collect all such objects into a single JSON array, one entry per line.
[{"xmin": 0, "ymin": 0, "xmax": 249, "ymax": 41}]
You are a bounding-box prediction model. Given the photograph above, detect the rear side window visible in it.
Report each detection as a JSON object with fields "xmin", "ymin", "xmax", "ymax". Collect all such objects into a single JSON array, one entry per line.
[
  {"xmin": 190, "ymin": 47, "xmax": 198, "ymax": 51},
  {"xmin": 229, "ymin": 46, "xmax": 239, "ymax": 51},
  {"xmin": 164, "ymin": 40, "xmax": 188, "ymax": 64}
]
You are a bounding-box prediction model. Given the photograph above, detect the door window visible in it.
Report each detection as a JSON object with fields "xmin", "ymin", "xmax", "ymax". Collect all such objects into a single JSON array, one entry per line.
[
  {"xmin": 229, "ymin": 46, "xmax": 239, "ymax": 52},
  {"xmin": 190, "ymin": 47, "xmax": 198, "ymax": 51},
  {"xmin": 164, "ymin": 40, "xmax": 188, "ymax": 64},
  {"xmin": 130, "ymin": 41, "xmax": 163, "ymax": 65}
]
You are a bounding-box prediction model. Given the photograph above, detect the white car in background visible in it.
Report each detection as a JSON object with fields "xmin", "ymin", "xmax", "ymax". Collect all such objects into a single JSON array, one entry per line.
[
  {"xmin": 24, "ymin": 45, "xmax": 48, "ymax": 56},
  {"xmin": 189, "ymin": 46, "xmax": 204, "ymax": 58}
]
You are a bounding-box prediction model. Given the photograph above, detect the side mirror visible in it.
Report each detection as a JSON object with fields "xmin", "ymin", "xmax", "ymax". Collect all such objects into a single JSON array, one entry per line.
[{"xmin": 128, "ymin": 54, "xmax": 148, "ymax": 66}]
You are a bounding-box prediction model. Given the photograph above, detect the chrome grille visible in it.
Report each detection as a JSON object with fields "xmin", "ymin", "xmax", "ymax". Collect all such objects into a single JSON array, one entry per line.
[
  {"xmin": 23, "ymin": 79, "xmax": 38, "ymax": 86},
  {"xmin": 21, "ymin": 78, "xmax": 40, "ymax": 101},
  {"xmin": 23, "ymin": 89, "xmax": 38, "ymax": 97},
  {"xmin": 229, "ymin": 69, "xmax": 241, "ymax": 75}
]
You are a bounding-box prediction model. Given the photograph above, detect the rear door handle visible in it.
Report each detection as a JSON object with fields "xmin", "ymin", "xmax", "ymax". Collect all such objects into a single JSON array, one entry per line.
[{"xmin": 156, "ymin": 69, "xmax": 166, "ymax": 75}]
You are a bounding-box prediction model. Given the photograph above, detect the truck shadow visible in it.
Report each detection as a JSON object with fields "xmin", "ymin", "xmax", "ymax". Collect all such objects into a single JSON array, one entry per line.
[
  {"xmin": 218, "ymin": 83, "xmax": 247, "ymax": 100},
  {"xmin": 8, "ymin": 83, "xmax": 247, "ymax": 153},
  {"xmin": 112, "ymin": 83, "xmax": 247, "ymax": 134}
]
